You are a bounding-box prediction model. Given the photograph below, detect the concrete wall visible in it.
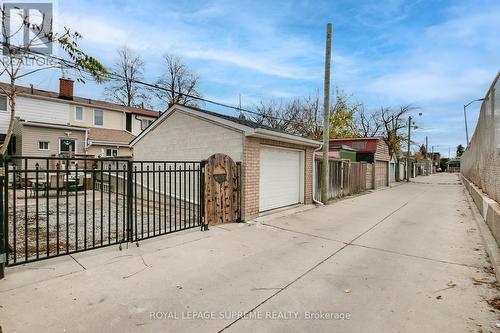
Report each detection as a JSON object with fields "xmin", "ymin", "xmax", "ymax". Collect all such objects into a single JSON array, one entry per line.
[
  {"xmin": 133, "ymin": 110, "xmax": 244, "ymax": 162},
  {"xmin": 462, "ymin": 175, "xmax": 500, "ymax": 246},
  {"xmin": 243, "ymin": 137, "xmax": 314, "ymax": 220},
  {"xmin": 461, "ymin": 72, "xmax": 500, "ymax": 203}
]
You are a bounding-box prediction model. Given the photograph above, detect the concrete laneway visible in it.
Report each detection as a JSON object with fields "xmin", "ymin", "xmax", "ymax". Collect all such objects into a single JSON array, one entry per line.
[{"xmin": 0, "ymin": 173, "xmax": 498, "ymax": 332}]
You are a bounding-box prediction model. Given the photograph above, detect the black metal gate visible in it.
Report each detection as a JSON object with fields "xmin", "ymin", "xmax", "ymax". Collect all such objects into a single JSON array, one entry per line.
[{"xmin": 0, "ymin": 156, "xmax": 205, "ymax": 269}]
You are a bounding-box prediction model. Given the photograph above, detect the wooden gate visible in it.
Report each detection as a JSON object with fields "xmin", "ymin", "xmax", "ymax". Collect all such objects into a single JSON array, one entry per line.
[{"xmin": 204, "ymin": 154, "xmax": 241, "ymax": 225}]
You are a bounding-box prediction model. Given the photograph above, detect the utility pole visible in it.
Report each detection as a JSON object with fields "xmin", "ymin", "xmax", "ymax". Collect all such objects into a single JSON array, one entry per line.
[
  {"xmin": 321, "ymin": 23, "xmax": 332, "ymax": 204},
  {"xmin": 463, "ymin": 104, "xmax": 469, "ymax": 148},
  {"xmin": 425, "ymin": 136, "xmax": 428, "ymax": 158},
  {"xmin": 406, "ymin": 116, "xmax": 412, "ymax": 182}
]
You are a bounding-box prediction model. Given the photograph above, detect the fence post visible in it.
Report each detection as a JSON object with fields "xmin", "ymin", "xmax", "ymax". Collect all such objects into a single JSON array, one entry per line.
[
  {"xmin": 126, "ymin": 160, "xmax": 133, "ymax": 242},
  {"xmin": 200, "ymin": 160, "xmax": 208, "ymax": 231},
  {"xmin": 0, "ymin": 156, "xmax": 6, "ymax": 279}
]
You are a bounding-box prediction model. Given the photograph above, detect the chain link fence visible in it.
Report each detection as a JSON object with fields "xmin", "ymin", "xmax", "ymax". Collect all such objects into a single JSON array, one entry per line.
[{"xmin": 461, "ymin": 72, "xmax": 500, "ymax": 203}]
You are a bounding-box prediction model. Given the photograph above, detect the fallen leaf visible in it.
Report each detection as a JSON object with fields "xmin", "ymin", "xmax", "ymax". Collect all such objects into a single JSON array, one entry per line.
[
  {"xmin": 344, "ymin": 288, "xmax": 351, "ymax": 294},
  {"xmin": 436, "ymin": 295, "xmax": 442, "ymax": 300},
  {"xmin": 446, "ymin": 281, "xmax": 456, "ymax": 288},
  {"xmin": 472, "ymin": 277, "xmax": 489, "ymax": 285}
]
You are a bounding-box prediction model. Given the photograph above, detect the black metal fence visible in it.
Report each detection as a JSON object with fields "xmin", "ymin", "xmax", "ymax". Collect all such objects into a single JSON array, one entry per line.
[{"xmin": 0, "ymin": 156, "xmax": 205, "ymax": 267}]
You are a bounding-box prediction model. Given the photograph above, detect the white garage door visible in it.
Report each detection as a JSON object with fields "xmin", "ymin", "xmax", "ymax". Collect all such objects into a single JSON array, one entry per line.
[{"xmin": 259, "ymin": 146, "xmax": 302, "ymax": 212}]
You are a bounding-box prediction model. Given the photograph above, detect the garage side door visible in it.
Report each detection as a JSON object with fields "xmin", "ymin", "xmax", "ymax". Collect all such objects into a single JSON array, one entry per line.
[
  {"xmin": 375, "ymin": 160, "xmax": 388, "ymax": 188},
  {"xmin": 259, "ymin": 146, "xmax": 302, "ymax": 212}
]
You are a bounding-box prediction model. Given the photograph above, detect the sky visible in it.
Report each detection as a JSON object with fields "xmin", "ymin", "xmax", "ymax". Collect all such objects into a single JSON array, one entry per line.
[{"xmin": 8, "ymin": 0, "xmax": 500, "ymax": 157}]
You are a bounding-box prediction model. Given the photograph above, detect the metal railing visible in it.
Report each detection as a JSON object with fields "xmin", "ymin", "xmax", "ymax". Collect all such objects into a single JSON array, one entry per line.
[{"xmin": 1, "ymin": 156, "xmax": 205, "ymax": 266}]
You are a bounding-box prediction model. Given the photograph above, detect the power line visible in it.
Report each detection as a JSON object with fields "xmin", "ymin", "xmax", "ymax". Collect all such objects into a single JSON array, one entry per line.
[{"xmin": 1, "ymin": 42, "xmax": 313, "ymax": 126}]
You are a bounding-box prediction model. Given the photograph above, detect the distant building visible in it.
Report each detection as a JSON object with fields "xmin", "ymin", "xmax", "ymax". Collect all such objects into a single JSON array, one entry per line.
[
  {"xmin": 448, "ymin": 158, "xmax": 461, "ymax": 173},
  {"xmin": 329, "ymin": 137, "xmax": 390, "ymax": 189},
  {"xmin": 315, "ymin": 144, "xmax": 357, "ymax": 161}
]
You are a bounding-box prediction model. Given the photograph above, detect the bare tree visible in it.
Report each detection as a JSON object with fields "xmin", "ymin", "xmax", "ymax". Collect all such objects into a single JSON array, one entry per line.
[
  {"xmin": 0, "ymin": 5, "xmax": 106, "ymax": 155},
  {"xmin": 379, "ymin": 104, "xmax": 418, "ymax": 157},
  {"xmin": 354, "ymin": 106, "xmax": 383, "ymax": 137},
  {"xmin": 104, "ymin": 46, "xmax": 149, "ymax": 107},
  {"xmin": 156, "ymin": 53, "xmax": 201, "ymax": 108},
  {"xmin": 251, "ymin": 98, "xmax": 305, "ymax": 135},
  {"xmin": 251, "ymin": 90, "xmax": 359, "ymax": 140}
]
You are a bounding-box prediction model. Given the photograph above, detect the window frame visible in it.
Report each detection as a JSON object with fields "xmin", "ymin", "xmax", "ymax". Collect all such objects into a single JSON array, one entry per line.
[
  {"xmin": 0, "ymin": 95, "xmax": 8, "ymax": 112},
  {"xmin": 93, "ymin": 109, "xmax": 104, "ymax": 126},
  {"xmin": 38, "ymin": 141, "xmax": 50, "ymax": 150},
  {"xmin": 59, "ymin": 138, "xmax": 77, "ymax": 154},
  {"xmin": 141, "ymin": 118, "xmax": 153, "ymax": 130},
  {"xmin": 105, "ymin": 148, "xmax": 118, "ymax": 157},
  {"xmin": 74, "ymin": 106, "xmax": 84, "ymax": 122}
]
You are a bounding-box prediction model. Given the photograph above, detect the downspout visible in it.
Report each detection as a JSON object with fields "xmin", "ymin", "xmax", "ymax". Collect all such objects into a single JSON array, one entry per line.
[
  {"xmin": 84, "ymin": 129, "xmax": 89, "ymax": 154},
  {"xmin": 312, "ymin": 144, "xmax": 324, "ymax": 205}
]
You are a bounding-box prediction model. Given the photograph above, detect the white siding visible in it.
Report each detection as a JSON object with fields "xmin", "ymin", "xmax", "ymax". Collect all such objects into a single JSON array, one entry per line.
[
  {"xmin": 0, "ymin": 95, "xmax": 69, "ymax": 134},
  {"xmin": 131, "ymin": 115, "xmax": 157, "ymax": 136},
  {"xmin": 133, "ymin": 110, "xmax": 244, "ymax": 162}
]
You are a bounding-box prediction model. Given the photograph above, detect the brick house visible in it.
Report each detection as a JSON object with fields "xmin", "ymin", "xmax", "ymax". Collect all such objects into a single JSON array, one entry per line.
[
  {"xmin": 329, "ymin": 137, "xmax": 390, "ymax": 189},
  {"xmin": 130, "ymin": 104, "xmax": 320, "ymax": 220}
]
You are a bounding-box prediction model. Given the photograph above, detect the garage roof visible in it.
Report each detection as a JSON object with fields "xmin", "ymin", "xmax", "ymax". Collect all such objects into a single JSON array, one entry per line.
[
  {"xmin": 131, "ymin": 104, "xmax": 321, "ymax": 148},
  {"xmin": 329, "ymin": 137, "xmax": 385, "ymax": 153}
]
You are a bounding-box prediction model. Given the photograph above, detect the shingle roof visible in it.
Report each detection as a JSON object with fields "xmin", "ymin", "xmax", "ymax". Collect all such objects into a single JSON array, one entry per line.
[
  {"xmin": 0, "ymin": 82, "xmax": 161, "ymax": 118},
  {"xmin": 182, "ymin": 105, "xmax": 298, "ymax": 135},
  {"xmin": 88, "ymin": 128, "xmax": 135, "ymax": 144}
]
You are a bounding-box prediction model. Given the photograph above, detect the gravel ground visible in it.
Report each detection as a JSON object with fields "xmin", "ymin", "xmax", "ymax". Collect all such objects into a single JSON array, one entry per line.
[{"xmin": 6, "ymin": 189, "xmax": 200, "ymax": 264}]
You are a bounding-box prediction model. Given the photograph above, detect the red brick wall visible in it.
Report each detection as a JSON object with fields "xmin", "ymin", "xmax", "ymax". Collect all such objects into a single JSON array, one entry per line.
[{"xmin": 242, "ymin": 137, "xmax": 315, "ymax": 220}]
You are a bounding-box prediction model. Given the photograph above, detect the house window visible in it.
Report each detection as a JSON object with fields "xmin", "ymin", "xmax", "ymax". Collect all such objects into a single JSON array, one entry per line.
[
  {"xmin": 126, "ymin": 113, "xmax": 132, "ymax": 132},
  {"xmin": 60, "ymin": 138, "xmax": 76, "ymax": 153},
  {"xmin": 0, "ymin": 95, "xmax": 7, "ymax": 111},
  {"xmin": 38, "ymin": 141, "xmax": 49, "ymax": 150},
  {"xmin": 141, "ymin": 119, "xmax": 153, "ymax": 130},
  {"xmin": 106, "ymin": 148, "xmax": 118, "ymax": 157},
  {"xmin": 94, "ymin": 109, "xmax": 104, "ymax": 126},
  {"xmin": 75, "ymin": 106, "xmax": 83, "ymax": 121}
]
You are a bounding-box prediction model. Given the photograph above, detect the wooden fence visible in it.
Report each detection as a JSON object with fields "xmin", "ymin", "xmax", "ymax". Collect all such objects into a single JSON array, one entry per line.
[{"xmin": 314, "ymin": 159, "xmax": 367, "ymax": 202}]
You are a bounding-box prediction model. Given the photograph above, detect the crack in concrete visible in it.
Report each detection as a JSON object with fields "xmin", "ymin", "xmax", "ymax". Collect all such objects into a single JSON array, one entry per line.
[
  {"xmin": 69, "ymin": 254, "xmax": 86, "ymax": 271},
  {"xmin": 349, "ymin": 243, "xmax": 483, "ymax": 269},
  {"xmin": 260, "ymin": 223, "xmax": 345, "ymax": 244},
  {"xmin": 218, "ymin": 191, "xmax": 424, "ymax": 332}
]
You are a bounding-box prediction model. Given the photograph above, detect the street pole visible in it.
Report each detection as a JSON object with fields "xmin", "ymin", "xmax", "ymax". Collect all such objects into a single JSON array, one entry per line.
[
  {"xmin": 463, "ymin": 104, "xmax": 469, "ymax": 148},
  {"xmin": 406, "ymin": 116, "xmax": 412, "ymax": 182},
  {"xmin": 425, "ymin": 136, "xmax": 428, "ymax": 158},
  {"xmin": 321, "ymin": 23, "xmax": 332, "ymax": 204},
  {"xmin": 463, "ymin": 98, "xmax": 484, "ymax": 148}
]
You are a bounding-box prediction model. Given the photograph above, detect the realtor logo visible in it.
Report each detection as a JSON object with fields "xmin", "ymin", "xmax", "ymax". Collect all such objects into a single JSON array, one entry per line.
[{"xmin": 1, "ymin": 2, "xmax": 53, "ymax": 55}]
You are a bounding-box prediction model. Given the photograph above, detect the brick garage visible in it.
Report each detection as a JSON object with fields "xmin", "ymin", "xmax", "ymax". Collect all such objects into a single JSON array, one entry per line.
[{"xmin": 131, "ymin": 104, "xmax": 320, "ymax": 221}]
